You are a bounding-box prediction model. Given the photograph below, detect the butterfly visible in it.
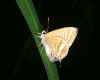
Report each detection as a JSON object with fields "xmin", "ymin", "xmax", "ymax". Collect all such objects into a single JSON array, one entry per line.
[{"xmin": 40, "ymin": 27, "xmax": 78, "ymax": 63}]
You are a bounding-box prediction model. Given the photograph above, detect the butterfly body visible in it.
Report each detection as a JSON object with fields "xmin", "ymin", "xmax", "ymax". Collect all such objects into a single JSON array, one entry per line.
[{"xmin": 40, "ymin": 27, "xmax": 78, "ymax": 62}]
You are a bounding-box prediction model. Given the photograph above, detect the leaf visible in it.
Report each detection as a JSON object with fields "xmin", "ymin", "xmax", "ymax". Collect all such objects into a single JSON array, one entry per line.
[{"xmin": 16, "ymin": 0, "xmax": 59, "ymax": 80}]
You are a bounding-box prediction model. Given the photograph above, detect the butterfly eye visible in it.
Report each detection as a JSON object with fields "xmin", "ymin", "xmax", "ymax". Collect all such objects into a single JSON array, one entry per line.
[{"xmin": 42, "ymin": 30, "xmax": 46, "ymax": 34}]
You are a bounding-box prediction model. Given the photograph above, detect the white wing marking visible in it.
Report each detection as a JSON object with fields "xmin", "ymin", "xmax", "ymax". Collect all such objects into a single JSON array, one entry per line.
[{"xmin": 57, "ymin": 42, "xmax": 65, "ymax": 56}]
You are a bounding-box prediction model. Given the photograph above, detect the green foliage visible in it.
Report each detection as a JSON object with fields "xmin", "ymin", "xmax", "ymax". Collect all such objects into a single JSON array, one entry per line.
[{"xmin": 16, "ymin": 0, "xmax": 59, "ymax": 80}]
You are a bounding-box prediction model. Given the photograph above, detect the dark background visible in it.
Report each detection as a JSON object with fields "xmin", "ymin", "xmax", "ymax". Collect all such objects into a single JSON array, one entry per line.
[{"xmin": 2, "ymin": 0, "xmax": 98, "ymax": 80}]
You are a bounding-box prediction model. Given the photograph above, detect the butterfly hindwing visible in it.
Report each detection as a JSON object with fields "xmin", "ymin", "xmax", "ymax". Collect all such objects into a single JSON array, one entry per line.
[
  {"xmin": 42, "ymin": 36, "xmax": 69, "ymax": 62},
  {"xmin": 41, "ymin": 27, "xmax": 78, "ymax": 62}
]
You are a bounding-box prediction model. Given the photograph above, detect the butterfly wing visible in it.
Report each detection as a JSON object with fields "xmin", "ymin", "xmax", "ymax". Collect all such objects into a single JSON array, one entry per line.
[
  {"xmin": 42, "ymin": 27, "xmax": 78, "ymax": 62},
  {"xmin": 42, "ymin": 36, "xmax": 69, "ymax": 62},
  {"xmin": 45, "ymin": 27, "xmax": 78, "ymax": 47}
]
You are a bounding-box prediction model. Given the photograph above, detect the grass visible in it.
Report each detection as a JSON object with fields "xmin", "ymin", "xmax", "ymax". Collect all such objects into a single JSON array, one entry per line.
[{"xmin": 16, "ymin": 0, "xmax": 59, "ymax": 80}]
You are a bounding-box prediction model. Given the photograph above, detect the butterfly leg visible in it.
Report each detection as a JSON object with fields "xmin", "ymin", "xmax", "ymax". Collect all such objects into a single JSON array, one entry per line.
[{"xmin": 37, "ymin": 42, "xmax": 43, "ymax": 48}]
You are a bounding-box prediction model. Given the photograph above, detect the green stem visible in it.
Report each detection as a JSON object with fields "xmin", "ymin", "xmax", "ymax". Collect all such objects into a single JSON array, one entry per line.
[{"xmin": 16, "ymin": 0, "xmax": 59, "ymax": 80}]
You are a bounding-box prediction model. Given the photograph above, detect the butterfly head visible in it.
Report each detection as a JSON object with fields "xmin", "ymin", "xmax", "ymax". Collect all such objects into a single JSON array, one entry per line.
[{"xmin": 40, "ymin": 30, "xmax": 47, "ymax": 39}]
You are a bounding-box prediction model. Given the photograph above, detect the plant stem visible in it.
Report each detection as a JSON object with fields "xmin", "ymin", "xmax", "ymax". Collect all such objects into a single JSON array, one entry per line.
[{"xmin": 16, "ymin": 0, "xmax": 59, "ymax": 80}]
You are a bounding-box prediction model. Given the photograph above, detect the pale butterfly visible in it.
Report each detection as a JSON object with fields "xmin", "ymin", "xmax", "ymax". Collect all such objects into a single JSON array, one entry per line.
[{"xmin": 40, "ymin": 27, "xmax": 78, "ymax": 63}]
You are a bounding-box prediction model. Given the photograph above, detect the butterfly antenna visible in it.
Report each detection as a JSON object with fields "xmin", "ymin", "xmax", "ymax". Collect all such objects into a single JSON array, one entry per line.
[
  {"xmin": 47, "ymin": 16, "xmax": 49, "ymax": 32},
  {"xmin": 46, "ymin": 16, "xmax": 50, "ymax": 32}
]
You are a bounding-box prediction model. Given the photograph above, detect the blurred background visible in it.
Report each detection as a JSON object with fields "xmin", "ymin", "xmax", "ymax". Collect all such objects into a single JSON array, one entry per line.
[{"xmin": 2, "ymin": 0, "xmax": 97, "ymax": 80}]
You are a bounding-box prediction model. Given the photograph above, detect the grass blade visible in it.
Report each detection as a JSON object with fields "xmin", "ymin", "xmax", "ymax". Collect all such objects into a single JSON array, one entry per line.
[{"xmin": 16, "ymin": 0, "xmax": 59, "ymax": 80}]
